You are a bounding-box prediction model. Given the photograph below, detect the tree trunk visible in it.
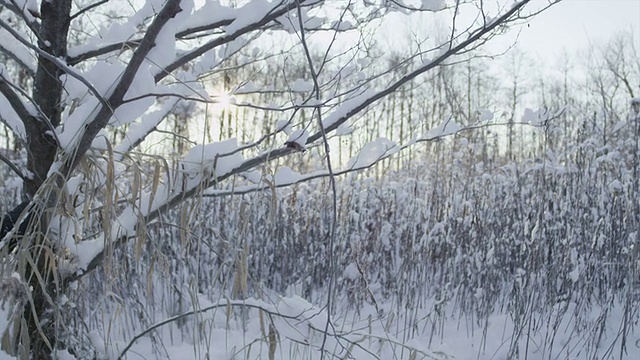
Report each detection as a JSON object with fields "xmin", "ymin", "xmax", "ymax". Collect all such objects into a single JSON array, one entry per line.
[
  {"xmin": 22, "ymin": 1, "xmax": 72, "ymax": 358},
  {"xmin": 25, "ymin": 0, "xmax": 72, "ymax": 197}
]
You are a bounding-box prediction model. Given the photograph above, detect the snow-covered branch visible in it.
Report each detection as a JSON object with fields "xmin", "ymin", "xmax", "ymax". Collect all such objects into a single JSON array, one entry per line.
[
  {"xmin": 0, "ymin": 67, "xmax": 29, "ymax": 141},
  {"xmin": 57, "ymin": 0, "xmax": 549, "ymax": 285},
  {"xmin": 154, "ymin": 0, "xmax": 321, "ymax": 82},
  {"xmin": 60, "ymin": 0, "xmax": 183, "ymax": 172},
  {"xmin": 67, "ymin": 0, "xmax": 320, "ymax": 66},
  {"xmin": 307, "ymin": 0, "xmax": 534, "ymax": 144}
]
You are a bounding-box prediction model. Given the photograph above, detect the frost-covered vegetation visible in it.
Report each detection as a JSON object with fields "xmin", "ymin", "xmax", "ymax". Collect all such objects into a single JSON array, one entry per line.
[
  {"xmin": 1, "ymin": 0, "xmax": 639, "ymax": 359},
  {"xmin": 74, "ymin": 127, "xmax": 640, "ymax": 359},
  {"xmin": 4, "ymin": 94, "xmax": 640, "ymax": 359}
]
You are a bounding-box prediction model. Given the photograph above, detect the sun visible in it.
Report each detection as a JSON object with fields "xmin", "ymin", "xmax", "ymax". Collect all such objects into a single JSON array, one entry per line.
[{"xmin": 212, "ymin": 93, "xmax": 235, "ymax": 111}]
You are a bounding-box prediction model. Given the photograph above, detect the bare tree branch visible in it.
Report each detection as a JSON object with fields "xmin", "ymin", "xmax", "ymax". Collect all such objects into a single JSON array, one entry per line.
[
  {"xmin": 67, "ymin": 0, "xmax": 319, "ymax": 66},
  {"xmin": 0, "ymin": 44, "xmax": 36, "ymax": 77},
  {"xmin": 154, "ymin": 0, "xmax": 319, "ymax": 82},
  {"xmin": 117, "ymin": 299, "xmax": 300, "ymax": 360},
  {"xmin": 65, "ymin": 0, "xmax": 555, "ymax": 310},
  {"xmin": 0, "ymin": 152, "xmax": 28, "ymax": 182},
  {"xmin": 307, "ymin": 0, "xmax": 535, "ymax": 144},
  {"xmin": 0, "ymin": 71, "xmax": 33, "ymax": 124},
  {"xmin": 0, "ymin": 18, "xmax": 110, "ymax": 111},
  {"xmin": 69, "ymin": 0, "xmax": 110, "ymax": 20},
  {"xmin": 0, "ymin": 0, "xmax": 41, "ymax": 37},
  {"xmin": 61, "ymin": 0, "xmax": 184, "ymax": 173}
]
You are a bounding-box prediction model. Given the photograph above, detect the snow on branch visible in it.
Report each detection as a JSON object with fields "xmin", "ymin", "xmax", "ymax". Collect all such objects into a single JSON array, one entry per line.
[
  {"xmin": 422, "ymin": 117, "xmax": 462, "ymax": 140},
  {"xmin": 155, "ymin": 0, "xmax": 319, "ymax": 82},
  {"xmin": 67, "ymin": 0, "xmax": 319, "ymax": 66},
  {"xmin": 304, "ymin": 0, "xmax": 534, "ymax": 146},
  {"xmin": 59, "ymin": 0, "xmax": 184, "ymax": 173},
  {"xmin": 60, "ymin": 0, "xmax": 547, "ymax": 286},
  {"xmin": 0, "ymin": 65, "xmax": 30, "ymax": 140},
  {"xmin": 71, "ymin": 138, "xmax": 243, "ymax": 273},
  {"xmin": 0, "ymin": 25, "xmax": 36, "ymax": 76}
]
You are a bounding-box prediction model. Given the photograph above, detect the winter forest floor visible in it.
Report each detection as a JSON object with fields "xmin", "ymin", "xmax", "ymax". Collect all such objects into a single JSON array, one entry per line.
[{"xmin": 4, "ymin": 139, "xmax": 640, "ymax": 360}]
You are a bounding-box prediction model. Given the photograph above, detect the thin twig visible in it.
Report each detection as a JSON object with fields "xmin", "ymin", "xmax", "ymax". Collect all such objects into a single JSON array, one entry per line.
[
  {"xmin": 0, "ymin": 152, "xmax": 28, "ymax": 181},
  {"xmin": 294, "ymin": 0, "xmax": 346, "ymax": 357},
  {"xmin": 69, "ymin": 0, "xmax": 109, "ymax": 20},
  {"xmin": 116, "ymin": 300, "xmax": 300, "ymax": 360}
]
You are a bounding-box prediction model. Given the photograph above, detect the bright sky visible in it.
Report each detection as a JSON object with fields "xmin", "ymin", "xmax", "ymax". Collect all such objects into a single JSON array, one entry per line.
[
  {"xmin": 508, "ymin": 0, "xmax": 639, "ymax": 59},
  {"xmin": 372, "ymin": 0, "xmax": 639, "ymax": 65}
]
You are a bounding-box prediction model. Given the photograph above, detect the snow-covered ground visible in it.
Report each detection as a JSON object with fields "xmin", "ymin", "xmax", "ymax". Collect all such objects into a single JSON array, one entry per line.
[{"xmin": 79, "ymin": 294, "xmax": 640, "ymax": 359}]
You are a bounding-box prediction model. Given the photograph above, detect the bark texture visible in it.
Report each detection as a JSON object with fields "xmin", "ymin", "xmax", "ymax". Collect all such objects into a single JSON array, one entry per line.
[
  {"xmin": 25, "ymin": 0, "xmax": 72, "ymax": 197},
  {"xmin": 23, "ymin": 1, "xmax": 72, "ymax": 358}
]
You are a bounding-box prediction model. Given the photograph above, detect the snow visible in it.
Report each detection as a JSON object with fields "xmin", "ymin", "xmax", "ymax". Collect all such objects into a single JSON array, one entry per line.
[
  {"xmin": 330, "ymin": 20, "xmax": 353, "ymax": 31},
  {"xmin": 276, "ymin": 7, "xmax": 325, "ymax": 33},
  {"xmin": 181, "ymin": 138, "xmax": 242, "ymax": 177},
  {"xmin": 234, "ymin": 81, "xmax": 259, "ymax": 94},
  {"xmin": 569, "ymin": 266, "xmax": 580, "ymax": 283},
  {"xmin": 52, "ymin": 349, "xmax": 76, "ymax": 360},
  {"xmin": 343, "ymin": 262, "xmax": 359, "ymax": 280},
  {"xmin": 347, "ymin": 138, "xmax": 398, "ymax": 169},
  {"xmin": 0, "ymin": 305, "xmax": 10, "ymax": 356},
  {"xmin": 224, "ymin": 0, "xmax": 277, "ymax": 35},
  {"xmin": 322, "ymin": 88, "xmax": 377, "ymax": 130},
  {"xmin": 112, "ymin": 69, "xmax": 156, "ymax": 124},
  {"xmin": 114, "ymin": 97, "xmax": 181, "ymax": 155},
  {"xmin": 217, "ymin": 37, "xmax": 250, "ymax": 62},
  {"xmin": 73, "ymin": 138, "xmax": 244, "ymax": 270},
  {"xmin": 10, "ymin": 0, "xmax": 39, "ymax": 22},
  {"xmin": 274, "ymin": 166, "xmax": 302, "ymax": 185},
  {"xmin": 275, "ymin": 119, "xmax": 292, "ymax": 134},
  {"xmin": 478, "ymin": 108, "xmax": 494, "ymax": 122},
  {"xmin": 241, "ymin": 170, "xmax": 263, "ymax": 184},
  {"xmin": 88, "ymin": 330, "xmax": 105, "ymax": 358},
  {"xmin": 423, "ymin": 117, "xmax": 462, "ymax": 140},
  {"xmin": 57, "ymin": 61, "xmax": 125, "ymax": 151},
  {"xmin": 335, "ymin": 122, "xmax": 353, "ymax": 136},
  {"xmin": 521, "ymin": 107, "xmax": 550, "ymax": 126},
  {"xmin": 421, "ymin": 0, "xmax": 446, "ymax": 11},
  {"xmin": 290, "ymin": 78, "xmax": 314, "ymax": 92},
  {"xmin": 286, "ymin": 128, "xmax": 309, "ymax": 148},
  {"xmin": 339, "ymin": 64, "xmax": 356, "ymax": 77},
  {"xmin": 184, "ymin": 0, "xmax": 235, "ymax": 33},
  {"xmin": 81, "ymin": 291, "xmax": 640, "ymax": 360},
  {"xmin": 608, "ymin": 179, "xmax": 623, "ymax": 193},
  {"xmin": 60, "ymin": 62, "xmax": 122, "ymax": 104},
  {"xmin": 60, "ymin": 57, "xmax": 205, "ymax": 152},
  {"xmin": 144, "ymin": 0, "xmax": 193, "ymax": 71},
  {"xmin": 0, "ymin": 28, "xmax": 36, "ymax": 74},
  {"xmin": 109, "ymin": 0, "xmax": 200, "ymax": 128},
  {"xmin": 6, "ymin": 2, "xmax": 639, "ymax": 360},
  {"xmin": 0, "ymin": 349, "xmax": 13, "ymax": 360},
  {"xmin": 67, "ymin": 0, "xmax": 163, "ymax": 59},
  {"xmin": 612, "ymin": 120, "xmax": 626, "ymax": 133},
  {"xmin": 0, "ymin": 66, "xmax": 28, "ymax": 140},
  {"xmin": 89, "ymin": 130, "xmax": 109, "ymax": 151},
  {"xmin": 522, "ymin": 107, "xmax": 566, "ymax": 126}
]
